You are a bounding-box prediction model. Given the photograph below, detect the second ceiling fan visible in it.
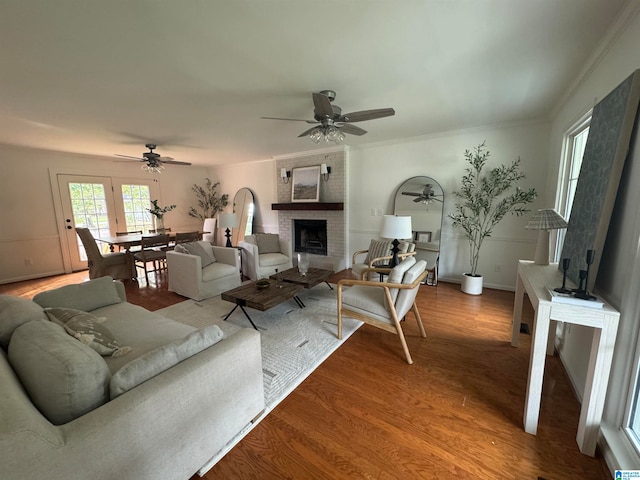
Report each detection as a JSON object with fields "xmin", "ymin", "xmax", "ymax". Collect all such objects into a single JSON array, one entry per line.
[{"xmin": 262, "ymin": 90, "xmax": 395, "ymax": 143}]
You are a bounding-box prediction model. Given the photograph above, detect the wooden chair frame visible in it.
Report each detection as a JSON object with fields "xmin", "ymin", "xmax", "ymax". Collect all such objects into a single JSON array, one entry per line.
[{"xmin": 337, "ymin": 267, "xmax": 427, "ymax": 364}]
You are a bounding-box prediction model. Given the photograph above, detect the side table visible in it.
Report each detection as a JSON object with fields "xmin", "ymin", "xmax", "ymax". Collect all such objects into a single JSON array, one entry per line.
[{"xmin": 511, "ymin": 260, "xmax": 620, "ymax": 456}]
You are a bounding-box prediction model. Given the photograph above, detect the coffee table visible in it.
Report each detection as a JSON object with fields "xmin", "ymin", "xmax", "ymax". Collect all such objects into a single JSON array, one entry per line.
[
  {"xmin": 270, "ymin": 267, "xmax": 334, "ymax": 307},
  {"xmin": 221, "ymin": 280, "xmax": 304, "ymax": 330}
]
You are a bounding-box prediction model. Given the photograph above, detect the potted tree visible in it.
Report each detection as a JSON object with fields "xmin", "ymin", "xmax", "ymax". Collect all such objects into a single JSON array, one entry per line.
[
  {"xmin": 188, "ymin": 178, "xmax": 229, "ymax": 244},
  {"xmin": 448, "ymin": 142, "xmax": 537, "ymax": 295}
]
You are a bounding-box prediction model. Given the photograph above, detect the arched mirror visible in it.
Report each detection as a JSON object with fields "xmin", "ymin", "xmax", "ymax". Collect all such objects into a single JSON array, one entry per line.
[
  {"xmin": 232, "ymin": 188, "xmax": 255, "ymax": 246},
  {"xmin": 393, "ymin": 176, "xmax": 444, "ymax": 285}
]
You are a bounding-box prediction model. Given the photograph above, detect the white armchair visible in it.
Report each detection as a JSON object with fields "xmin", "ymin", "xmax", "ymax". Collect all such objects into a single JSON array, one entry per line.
[
  {"xmin": 239, "ymin": 233, "xmax": 293, "ymax": 280},
  {"xmin": 166, "ymin": 241, "xmax": 241, "ymax": 301}
]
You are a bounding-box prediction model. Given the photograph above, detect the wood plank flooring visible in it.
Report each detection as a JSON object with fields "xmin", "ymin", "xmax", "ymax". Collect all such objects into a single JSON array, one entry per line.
[{"xmin": 0, "ymin": 271, "xmax": 611, "ymax": 479}]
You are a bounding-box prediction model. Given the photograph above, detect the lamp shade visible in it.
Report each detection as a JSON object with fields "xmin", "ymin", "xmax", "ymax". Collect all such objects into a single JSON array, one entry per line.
[
  {"xmin": 525, "ymin": 209, "xmax": 568, "ymax": 230},
  {"xmin": 218, "ymin": 212, "xmax": 238, "ymax": 229},
  {"xmin": 380, "ymin": 215, "xmax": 412, "ymax": 240}
]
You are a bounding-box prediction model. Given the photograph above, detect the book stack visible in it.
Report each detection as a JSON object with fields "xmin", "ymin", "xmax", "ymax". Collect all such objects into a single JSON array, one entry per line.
[{"xmin": 546, "ymin": 285, "xmax": 604, "ymax": 309}]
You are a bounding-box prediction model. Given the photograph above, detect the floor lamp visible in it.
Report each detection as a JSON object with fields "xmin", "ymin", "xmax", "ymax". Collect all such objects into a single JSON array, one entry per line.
[
  {"xmin": 380, "ymin": 215, "xmax": 413, "ymax": 268},
  {"xmin": 525, "ymin": 209, "xmax": 568, "ymax": 265},
  {"xmin": 218, "ymin": 213, "xmax": 238, "ymax": 248}
]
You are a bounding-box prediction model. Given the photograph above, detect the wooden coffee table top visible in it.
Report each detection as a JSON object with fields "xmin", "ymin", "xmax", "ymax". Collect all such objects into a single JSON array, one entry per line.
[
  {"xmin": 221, "ymin": 280, "xmax": 303, "ymax": 311},
  {"xmin": 270, "ymin": 267, "xmax": 334, "ymax": 289}
]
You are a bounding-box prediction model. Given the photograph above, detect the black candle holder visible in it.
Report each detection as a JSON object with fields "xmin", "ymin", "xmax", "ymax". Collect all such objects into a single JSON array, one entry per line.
[
  {"xmin": 554, "ymin": 258, "xmax": 572, "ymax": 294},
  {"xmin": 574, "ymin": 249, "xmax": 596, "ymax": 300}
]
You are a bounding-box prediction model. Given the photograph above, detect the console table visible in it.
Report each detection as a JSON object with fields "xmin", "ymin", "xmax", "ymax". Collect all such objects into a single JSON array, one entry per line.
[{"xmin": 511, "ymin": 260, "xmax": 620, "ymax": 456}]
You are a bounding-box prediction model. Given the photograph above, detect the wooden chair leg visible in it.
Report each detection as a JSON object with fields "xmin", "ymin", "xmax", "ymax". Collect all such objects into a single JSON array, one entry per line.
[
  {"xmin": 391, "ymin": 311, "xmax": 413, "ymax": 364},
  {"xmin": 412, "ymin": 302, "xmax": 427, "ymax": 338}
]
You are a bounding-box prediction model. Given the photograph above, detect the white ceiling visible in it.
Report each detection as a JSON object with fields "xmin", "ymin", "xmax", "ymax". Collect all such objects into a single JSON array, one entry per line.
[{"xmin": 0, "ymin": 1, "xmax": 630, "ymax": 166}]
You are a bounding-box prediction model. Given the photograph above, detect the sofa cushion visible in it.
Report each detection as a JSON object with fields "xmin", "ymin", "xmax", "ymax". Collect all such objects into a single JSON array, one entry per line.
[
  {"xmin": 258, "ymin": 253, "xmax": 290, "ymax": 268},
  {"xmin": 202, "ymin": 262, "xmax": 238, "ymax": 282},
  {"xmin": 181, "ymin": 241, "xmax": 216, "ymax": 267},
  {"xmin": 8, "ymin": 320, "xmax": 111, "ymax": 425},
  {"xmin": 255, "ymin": 233, "xmax": 281, "ymax": 254},
  {"xmin": 33, "ymin": 275, "xmax": 122, "ymax": 312},
  {"xmin": 0, "ymin": 295, "xmax": 47, "ymax": 350},
  {"xmin": 110, "ymin": 324, "xmax": 224, "ymax": 398},
  {"xmin": 44, "ymin": 307, "xmax": 132, "ymax": 358},
  {"xmin": 364, "ymin": 239, "xmax": 392, "ymax": 266}
]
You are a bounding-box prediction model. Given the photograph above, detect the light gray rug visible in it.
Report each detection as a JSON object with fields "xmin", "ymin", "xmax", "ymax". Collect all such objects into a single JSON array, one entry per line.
[{"xmin": 156, "ymin": 284, "xmax": 362, "ymax": 409}]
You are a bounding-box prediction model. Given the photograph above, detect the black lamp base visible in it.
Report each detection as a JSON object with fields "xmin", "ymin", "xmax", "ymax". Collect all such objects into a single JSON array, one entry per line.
[
  {"xmin": 389, "ymin": 238, "xmax": 401, "ymax": 268},
  {"xmin": 224, "ymin": 228, "xmax": 232, "ymax": 248}
]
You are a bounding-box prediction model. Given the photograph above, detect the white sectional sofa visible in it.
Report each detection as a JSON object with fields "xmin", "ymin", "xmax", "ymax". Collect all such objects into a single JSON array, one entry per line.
[{"xmin": 0, "ymin": 276, "xmax": 264, "ymax": 480}]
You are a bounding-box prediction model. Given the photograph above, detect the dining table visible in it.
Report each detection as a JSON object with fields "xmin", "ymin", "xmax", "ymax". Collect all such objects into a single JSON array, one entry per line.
[{"xmin": 95, "ymin": 231, "xmax": 207, "ymax": 253}]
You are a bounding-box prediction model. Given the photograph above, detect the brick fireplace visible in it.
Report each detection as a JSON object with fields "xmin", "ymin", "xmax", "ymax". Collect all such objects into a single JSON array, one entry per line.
[{"xmin": 274, "ymin": 149, "xmax": 347, "ymax": 272}]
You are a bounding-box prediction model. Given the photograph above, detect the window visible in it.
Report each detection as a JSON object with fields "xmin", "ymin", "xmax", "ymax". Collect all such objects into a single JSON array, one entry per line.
[
  {"xmin": 555, "ymin": 113, "xmax": 591, "ymax": 261},
  {"xmin": 121, "ymin": 184, "xmax": 153, "ymax": 233}
]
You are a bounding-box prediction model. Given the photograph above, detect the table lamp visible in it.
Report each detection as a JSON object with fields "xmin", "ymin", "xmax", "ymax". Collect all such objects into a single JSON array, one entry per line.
[
  {"xmin": 218, "ymin": 213, "xmax": 238, "ymax": 247},
  {"xmin": 525, "ymin": 209, "xmax": 568, "ymax": 265},
  {"xmin": 380, "ymin": 215, "xmax": 412, "ymax": 268}
]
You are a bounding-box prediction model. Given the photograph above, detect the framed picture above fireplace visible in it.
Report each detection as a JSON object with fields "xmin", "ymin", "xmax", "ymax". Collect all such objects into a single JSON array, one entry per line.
[{"xmin": 291, "ymin": 166, "xmax": 320, "ymax": 202}]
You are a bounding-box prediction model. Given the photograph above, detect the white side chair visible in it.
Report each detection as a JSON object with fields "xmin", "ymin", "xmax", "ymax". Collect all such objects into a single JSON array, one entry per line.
[
  {"xmin": 239, "ymin": 233, "xmax": 293, "ymax": 280},
  {"xmin": 75, "ymin": 227, "xmax": 133, "ymax": 281},
  {"xmin": 166, "ymin": 241, "xmax": 241, "ymax": 301}
]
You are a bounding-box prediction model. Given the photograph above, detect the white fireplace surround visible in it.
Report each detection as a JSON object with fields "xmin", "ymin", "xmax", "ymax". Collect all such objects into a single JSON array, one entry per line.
[{"xmin": 275, "ymin": 150, "xmax": 347, "ymax": 272}]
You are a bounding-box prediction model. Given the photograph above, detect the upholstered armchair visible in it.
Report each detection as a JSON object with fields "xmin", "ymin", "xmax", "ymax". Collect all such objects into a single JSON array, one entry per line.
[
  {"xmin": 75, "ymin": 227, "xmax": 133, "ymax": 281},
  {"xmin": 166, "ymin": 241, "xmax": 241, "ymax": 301},
  {"xmin": 351, "ymin": 239, "xmax": 416, "ymax": 280},
  {"xmin": 239, "ymin": 233, "xmax": 293, "ymax": 280},
  {"xmin": 338, "ymin": 257, "xmax": 427, "ymax": 364}
]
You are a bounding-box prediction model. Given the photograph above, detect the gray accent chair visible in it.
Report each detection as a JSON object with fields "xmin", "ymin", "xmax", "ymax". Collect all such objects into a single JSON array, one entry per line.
[
  {"xmin": 75, "ymin": 227, "xmax": 133, "ymax": 280},
  {"xmin": 338, "ymin": 257, "xmax": 427, "ymax": 364}
]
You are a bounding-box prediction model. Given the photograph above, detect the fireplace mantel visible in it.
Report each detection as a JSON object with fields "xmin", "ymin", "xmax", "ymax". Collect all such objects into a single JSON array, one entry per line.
[{"xmin": 272, "ymin": 203, "xmax": 344, "ymax": 211}]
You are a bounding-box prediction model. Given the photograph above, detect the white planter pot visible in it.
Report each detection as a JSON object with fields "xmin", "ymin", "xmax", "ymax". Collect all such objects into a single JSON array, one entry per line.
[{"xmin": 461, "ymin": 273, "xmax": 483, "ymax": 295}]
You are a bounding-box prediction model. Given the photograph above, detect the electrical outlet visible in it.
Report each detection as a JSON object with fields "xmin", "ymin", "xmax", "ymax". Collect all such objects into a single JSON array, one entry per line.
[
  {"xmin": 494, "ymin": 264, "xmax": 502, "ymax": 272},
  {"xmin": 376, "ymin": 208, "xmax": 383, "ymax": 216},
  {"xmin": 370, "ymin": 208, "xmax": 376, "ymax": 216},
  {"xmin": 24, "ymin": 258, "xmax": 33, "ymax": 266}
]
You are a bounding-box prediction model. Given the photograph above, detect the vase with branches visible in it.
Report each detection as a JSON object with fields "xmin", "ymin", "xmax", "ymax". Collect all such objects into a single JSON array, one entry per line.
[
  {"xmin": 146, "ymin": 199, "xmax": 176, "ymax": 233},
  {"xmin": 448, "ymin": 142, "xmax": 537, "ymax": 291},
  {"xmin": 188, "ymin": 178, "xmax": 229, "ymax": 221}
]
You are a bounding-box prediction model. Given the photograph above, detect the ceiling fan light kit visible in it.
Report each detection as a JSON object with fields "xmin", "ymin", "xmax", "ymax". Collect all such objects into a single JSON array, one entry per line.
[
  {"xmin": 262, "ymin": 89, "xmax": 395, "ymax": 144},
  {"xmin": 115, "ymin": 143, "xmax": 191, "ymax": 174}
]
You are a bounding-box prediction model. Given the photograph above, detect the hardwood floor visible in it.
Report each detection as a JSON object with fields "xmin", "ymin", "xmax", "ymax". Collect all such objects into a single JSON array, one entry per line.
[{"xmin": 1, "ymin": 271, "xmax": 610, "ymax": 479}]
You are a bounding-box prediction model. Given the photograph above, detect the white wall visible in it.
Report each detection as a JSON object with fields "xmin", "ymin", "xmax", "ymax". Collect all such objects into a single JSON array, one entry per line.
[
  {"xmin": 348, "ymin": 120, "xmax": 551, "ymax": 289},
  {"xmin": 0, "ymin": 144, "xmax": 210, "ymax": 283},
  {"xmin": 547, "ymin": 4, "xmax": 640, "ymax": 470}
]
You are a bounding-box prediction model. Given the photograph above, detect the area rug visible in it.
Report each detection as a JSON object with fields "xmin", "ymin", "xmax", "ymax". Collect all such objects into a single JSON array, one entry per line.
[{"xmin": 156, "ymin": 284, "xmax": 362, "ymax": 409}]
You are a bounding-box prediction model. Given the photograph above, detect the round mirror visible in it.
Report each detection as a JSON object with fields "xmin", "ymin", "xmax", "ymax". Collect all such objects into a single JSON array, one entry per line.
[
  {"xmin": 232, "ymin": 188, "xmax": 255, "ymax": 246},
  {"xmin": 393, "ymin": 176, "xmax": 444, "ymax": 284}
]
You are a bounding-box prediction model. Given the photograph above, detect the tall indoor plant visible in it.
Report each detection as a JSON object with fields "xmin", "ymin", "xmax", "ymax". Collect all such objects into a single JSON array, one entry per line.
[
  {"xmin": 448, "ymin": 142, "xmax": 537, "ymax": 294},
  {"xmin": 188, "ymin": 178, "xmax": 229, "ymax": 243},
  {"xmin": 147, "ymin": 199, "xmax": 176, "ymax": 233}
]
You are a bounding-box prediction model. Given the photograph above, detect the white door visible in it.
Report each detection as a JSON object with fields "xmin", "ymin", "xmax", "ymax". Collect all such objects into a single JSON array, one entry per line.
[{"xmin": 58, "ymin": 175, "xmax": 159, "ymax": 271}]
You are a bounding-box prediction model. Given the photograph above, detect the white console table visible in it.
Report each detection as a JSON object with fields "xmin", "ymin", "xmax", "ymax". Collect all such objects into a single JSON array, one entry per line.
[{"xmin": 511, "ymin": 260, "xmax": 620, "ymax": 456}]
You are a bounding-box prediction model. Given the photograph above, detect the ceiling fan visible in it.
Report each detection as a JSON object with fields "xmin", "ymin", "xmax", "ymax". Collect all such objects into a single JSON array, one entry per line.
[
  {"xmin": 401, "ymin": 184, "xmax": 443, "ymax": 204},
  {"xmin": 262, "ymin": 90, "xmax": 395, "ymax": 143},
  {"xmin": 115, "ymin": 144, "xmax": 191, "ymax": 173}
]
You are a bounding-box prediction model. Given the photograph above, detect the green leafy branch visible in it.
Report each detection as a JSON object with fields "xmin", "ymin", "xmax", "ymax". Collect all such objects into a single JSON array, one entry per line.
[
  {"xmin": 147, "ymin": 199, "xmax": 176, "ymax": 219},
  {"xmin": 448, "ymin": 142, "xmax": 537, "ymax": 276},
  {"xmin": 188, "ymin": 178, "xmax": 229, "ymax": 221}
]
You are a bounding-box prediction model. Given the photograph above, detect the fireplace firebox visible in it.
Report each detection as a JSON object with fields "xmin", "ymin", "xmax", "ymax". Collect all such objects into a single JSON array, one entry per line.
[{"xmin": 293, "ymin": 219, "xmax": 327, "ymax": 256}]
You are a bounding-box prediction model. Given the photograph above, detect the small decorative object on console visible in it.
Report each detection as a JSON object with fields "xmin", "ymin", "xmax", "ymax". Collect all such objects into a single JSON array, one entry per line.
[
  {"xmin": 574, "ymin": 249, "xmax": 597, "ymax": 300},
  {"xmin": 256, "ymin": 279, "xmax": 270, "ymax": 290},
  {"xmin": 554, "ymin": 258, "xmax": 572, "ymax": 294}
]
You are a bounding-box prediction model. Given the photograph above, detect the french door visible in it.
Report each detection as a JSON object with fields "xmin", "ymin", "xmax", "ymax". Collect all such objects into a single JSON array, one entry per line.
[{"xmin": 58, "ymin": 175, "xmax": 158, "ymax": 271}]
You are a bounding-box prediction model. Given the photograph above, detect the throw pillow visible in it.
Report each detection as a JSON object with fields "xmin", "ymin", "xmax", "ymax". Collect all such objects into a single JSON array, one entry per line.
[
  {"xmin": 0, "ymin": 295, "xmax": 47, "ymax": 350},
  {"xmin": 255, "ymin": 233, "xmax": 281, "ymax": 254},
  {"xmin": 8, "ymin": 320, "xmax": 111, "ymax": 425},
  {"xmin": 182, "ymin": 242, "xmax": 216, "ymax": 267},
  {"xmin": 46, "ymin": 308, "xmax": 132, "ymax": 358},
  {"xmin": 174, "ymin": 243, "xmax": 189, "ymax": 254},
  {"xmin": 363, "ymin": 239, "xmax": 392, "ymax": 266},
  {"xmin": 384, "ymin": 256, "xmax": 417, "ymax": 309},
  {"xmin": 32, "ymin": 275, "xmax": 122, "ymax": 312},
  {"xmin": 110, "ymin": 324, "xmax": 224, "ymax": 398}
]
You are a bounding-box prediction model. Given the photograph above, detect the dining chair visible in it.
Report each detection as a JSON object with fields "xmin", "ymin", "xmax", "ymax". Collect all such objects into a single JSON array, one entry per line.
[
  {"xmin": 148, "ymin": 227, "xmax": 172, "ymax": 233},
  {"xmin": 133, "ymin": 234, "xmax": 170, "ymax": 283},
  {"xmin": 75, "ymin": 227, "xmax": 133, "ymax": 280},
  {"xmin": 174, "ymin": 231, "xmax": 200, "ymax": 244},
  {"xmin": 338, "ymin": 257, "xmax": 427, "ymax": 364}
]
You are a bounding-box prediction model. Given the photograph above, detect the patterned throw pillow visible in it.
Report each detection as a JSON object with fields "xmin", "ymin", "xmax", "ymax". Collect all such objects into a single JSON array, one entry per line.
[
  {"xmin": 182, "ymin": 242, "xmax": 216, "ymax": 267},
  {"xmin": 364, "ymin": 239, "xmax": 392, "ymax": 266},
  {"xmin": 44, "ymin": 307, "xmax": 131, "ymax": 358}
]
